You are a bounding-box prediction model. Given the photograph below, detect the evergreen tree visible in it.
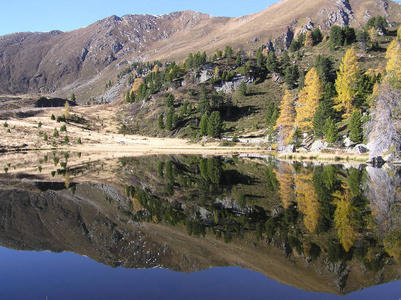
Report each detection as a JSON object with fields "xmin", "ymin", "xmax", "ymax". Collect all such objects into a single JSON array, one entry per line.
[
  {"xmin": 158, "ymin": 113, "xmax": 164, "ymax": 130},
  {"xmin": 235, "ymin": 54, "xmax": 241, "ymax": 66},
  {"xmin": 289, "ymin": 39, "xmax": 302, "ymax": 52},
  {"xmin": 280, "ymin": 50, "xmax": 291, "ymax": 70},
  {"xmin": 125, "ymin": 90, "xmax": 130, "ymax": 103},
  {"xmin": 266, "ymin": 102, "xmax": 279, "ymax": 127},
  {"xmin": 238, "ymin": 81, "xmax": 247, "ymax": 96},
  {"xmin": 296, "ymin": 67, "xmax": 323, "ymax": 132},
  {"xmin": 330, "ymin": 25, "xmax": 344, "ymax": 47},
  {"xmin": 165, "ymin": 107, "xmax": 174, "ymax": 131},
  {"xmin": 312, "ymin": 28, "xmax": 323, "ymax": 45},
  {"xmin": 315, "ymin": 55, "xmax": 335, "ymax": 84},
  {"xmin": 207, "ymin": 111, "xmax": 222, "ymax": 137},
  {"xmin": 130, "ymin": 91, "xmax": 135, "ymax": 103},
  {"xmin": 284, "ymin": 65, "xmax": 299, "ymax": 89},
  {"xmin": 71, "ymin": 93, "xmax": 76, "ymax": 103},
  {"xmin": 256, "ymin": 48, "xmax": 266, "ymax": 68},
  {"xmin": 224, "ymin": 46, "xmax": 234, "ymax": 58},
  {"xmin": 348, "ymin": 111, "xmax": 363, "ymax": 143},
  {"xmin": 335, "ymin": 47, "xmax": 360, "ymax": 118},
  {"xmin": 343, "ymin": 26, "xmax": 356, "ymax": 46},
  {"xmin": 266, "ymin": 51, "xmax": 280, "ymax": 73},
  {"xmin": 323, "ymin": 117, "xmax": 338, "ymax": 143},
  {"xmin": 313, "ymin": 83, "xmax": 338, "ymax": 138},
  {"xmin": 313, "ymin": 103, "xmax": 327, "ymax": 138},
  {"xmin": 166, "ymin": 94, "xmax": 175, "ymax": 108},
  {"xmin": 200, "ymin": 114, "xmax": 209, "ymax": 136}
]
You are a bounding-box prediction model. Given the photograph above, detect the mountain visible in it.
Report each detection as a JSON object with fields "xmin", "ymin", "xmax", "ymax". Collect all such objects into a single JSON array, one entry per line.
[{"xmin": 1, "ymin": 0, "xmax": 401, "ymax": 101}]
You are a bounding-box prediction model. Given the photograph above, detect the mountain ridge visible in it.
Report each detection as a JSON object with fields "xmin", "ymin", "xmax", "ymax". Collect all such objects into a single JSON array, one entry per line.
[{"xmin": 1, "ymin": 0, "xmax": 401, "ymax": 101}]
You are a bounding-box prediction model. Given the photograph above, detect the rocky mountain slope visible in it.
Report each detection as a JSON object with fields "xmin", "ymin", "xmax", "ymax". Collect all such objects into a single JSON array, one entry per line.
[{"xmin": 1, "ymin": 0, "xmax": 401, "ymax": 101}]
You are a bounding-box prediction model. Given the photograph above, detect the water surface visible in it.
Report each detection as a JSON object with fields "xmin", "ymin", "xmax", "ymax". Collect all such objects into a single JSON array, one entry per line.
[{"xmin": 0, "ymin": 153, "xmax": 400, "ymax": 299}]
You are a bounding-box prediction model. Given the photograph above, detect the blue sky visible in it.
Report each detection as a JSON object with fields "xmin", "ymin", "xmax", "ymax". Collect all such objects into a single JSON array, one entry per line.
[{"xmin": 0, "ymin": 0, "xmax": 277, "ymax": 36}]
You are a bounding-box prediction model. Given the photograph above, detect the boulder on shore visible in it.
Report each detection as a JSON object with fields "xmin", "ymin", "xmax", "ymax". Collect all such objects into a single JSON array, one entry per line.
[{"xmin": 310, "ymin": 140, "xmax": 328, "ymax": 152}]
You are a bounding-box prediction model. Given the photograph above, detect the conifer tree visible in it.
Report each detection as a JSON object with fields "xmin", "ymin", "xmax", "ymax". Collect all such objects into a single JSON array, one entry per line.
[
  {"xmin": 207, "ymin": 111, "xmax": 222, "ymax": 137},
  {"xmin": 158, "ymin": 113, "xmax": 164, "ymax": 130},
  {"xmin": 266, "ymin": 51, "xmax": 279, "ymax": 73},
  {"xmin": 199, "ymin": 114, "xmax": 209, "ymax": 136},
  {"xmin": 323, "ymin": 117, "xmax": 338, "ymax": 143},
  {"xmin": 334, "ymin": 47, "xmax": 360, "ymax": 118},
  {"xmin": 165, "ymin": 107, "xmax": 174, "ymax": 131},
  {"xmin": 348, "ymin": 111, "xmax": 363, "ymax": 143},
  {"xmin": 295, "ymin": 67, "xmax": 323, "ymax": 132},
  {"xmin": 280, "ymin": 50, "xmax": 290, "ymax": 69},
  {"xmin": 238, "ymin": 81, "xmax": 247, "ymax": 96},
  {"xmin": 385, "ymin": 38, "xmax": 401, "ymax": 84},
  {"xmin": 64, "ymin": 101, "xmax": 70, "ymax": 119},
  {"xmin": 305, "ymin": 31, "xmax": 314, "ymax": 47},
  {"xmin": 275, "ymin": 90, "xmax": 296, "ymax": 147}
]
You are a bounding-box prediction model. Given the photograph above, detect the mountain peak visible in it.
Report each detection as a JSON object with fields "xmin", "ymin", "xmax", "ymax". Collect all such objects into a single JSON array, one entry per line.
[{"xmin": 1, "ymin": 0, "xmax": 401, "ymax": 99}]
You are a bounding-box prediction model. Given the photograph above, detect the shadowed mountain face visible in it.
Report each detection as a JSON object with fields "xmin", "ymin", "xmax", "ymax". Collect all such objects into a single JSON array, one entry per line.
[
  {"xmin": 0, "ymin": 153, "xmax": 400, "ymax": 295},
  {"xmin": 1, "ymin": 0, "xmax": 401, "ymax": 100}
]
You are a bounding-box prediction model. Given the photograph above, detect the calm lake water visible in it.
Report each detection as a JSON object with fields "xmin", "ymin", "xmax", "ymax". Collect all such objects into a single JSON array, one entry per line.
[{"xmin": 0, "ymin": 153, "xmax": 400, "ymax": 299}]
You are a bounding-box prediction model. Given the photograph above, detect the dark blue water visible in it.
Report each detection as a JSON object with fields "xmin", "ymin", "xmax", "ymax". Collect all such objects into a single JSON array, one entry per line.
[{"xmin": 0, "ymin": 247, "xmax": 400, "ymax": 300}]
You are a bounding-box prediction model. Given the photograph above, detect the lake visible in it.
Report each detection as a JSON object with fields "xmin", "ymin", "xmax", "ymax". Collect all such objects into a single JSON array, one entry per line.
[{"xmin": 0, "ymin": 152, "xmax": 400, "ymax": 299}]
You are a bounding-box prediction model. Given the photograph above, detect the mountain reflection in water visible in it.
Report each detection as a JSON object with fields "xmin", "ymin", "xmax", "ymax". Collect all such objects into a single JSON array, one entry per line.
[{"xmin": 0, "ymin": 152, "xmax": 400, "ymax": 298}]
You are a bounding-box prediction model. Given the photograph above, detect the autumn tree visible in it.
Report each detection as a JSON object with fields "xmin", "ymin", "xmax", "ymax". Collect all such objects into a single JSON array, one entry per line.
[
  {"xmin": 64, "ymin": 101, "xmax": 70, "ymax": 119},
  {"xmin": 305, "ymin": 31, "xmax": 314, "ymax": 47},
  {"xmin": 385, "ymin": 38, "xmax": 401, "ymax": 84},
  {"xmin": 295, "ymin": 67, "xmax": 323, "ymax": 132},
  {"xmin": 275, "ymin": 90, "xmax": 296, "ymax": 148},
  {"xmin": 334, "ymin": 47, "xmax": 360, "ymax": 118}
]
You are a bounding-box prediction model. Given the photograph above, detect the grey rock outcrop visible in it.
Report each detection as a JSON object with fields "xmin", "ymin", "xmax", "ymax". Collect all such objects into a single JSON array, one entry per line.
[
  {"xmin": 310, "ymin": 140, "xmax": 328, "ymax": 152},
  {"xmin": 349, "ymin": 144, "xmax": 369, "ymax": 154},
  {"xmin": 214, "ymin": 74, "xmax": 250, "ymax": 94}
]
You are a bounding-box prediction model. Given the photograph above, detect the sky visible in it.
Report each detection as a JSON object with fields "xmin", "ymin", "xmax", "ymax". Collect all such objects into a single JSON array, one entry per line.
[{"xmin": 0, "ymin": 0, "xmax": 278, "ymax": 36}]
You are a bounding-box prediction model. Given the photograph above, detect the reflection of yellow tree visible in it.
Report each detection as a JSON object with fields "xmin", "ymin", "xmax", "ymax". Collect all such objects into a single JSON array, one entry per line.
[
  {"xmin": 295, "ymin": 170, "xmax": 321, "ymax": 233},
  {"xmin": 333, "ymin": 186, "xmax": 357, "ymax": 252},
  {"xmin": 64, "ymin": 173, "xmax": 70, "ymax": 189},
  {"xmin": 275, "ymin": 162, "xmax": 295, "ymax": 209}
]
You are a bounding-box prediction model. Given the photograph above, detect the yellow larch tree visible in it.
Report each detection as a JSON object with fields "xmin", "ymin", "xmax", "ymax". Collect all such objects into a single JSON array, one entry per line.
[
  {"xmin": 295, "ymin": 169, "xmax": 321, "ymax": 233},
  {"xmin": 333, "ymin": 185, "xmax": 357, "ymax": 252},
  {"xmin": 305, "ymin": 31, "xmax": 314, "ymax": 47},
  {"xmin": 385, "ymin": 38, "xmax": 401, "ymax": 83},
  {"xmin": 275, "ymin": 89, "xmax": 296, "ymax": 148},
  {"xmin": 295, "ymin": 67, "xmax": 322, "ymax": 132},
  {"xmin": 131, "ymin": 77, "xmax": 144, "ymax": 94},
  {"xmin": 334, "ymin": 47, "xmax": 360, "ymax": 118}
]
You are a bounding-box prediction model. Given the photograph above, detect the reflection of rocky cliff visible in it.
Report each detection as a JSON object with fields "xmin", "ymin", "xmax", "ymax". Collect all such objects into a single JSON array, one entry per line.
[
  {"xmin": 364, "ymin": 165, "xmax": 401, "ymax": 236},
  {"xmin": 0, "ymin": 155, "xmax": 400, "ymax": 295}
]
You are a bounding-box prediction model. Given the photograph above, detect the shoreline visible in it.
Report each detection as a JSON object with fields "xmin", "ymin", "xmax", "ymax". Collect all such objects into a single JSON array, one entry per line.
[{"xmin": 0, "ymin": 141, "xmax": 374, "ymax": 164}]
